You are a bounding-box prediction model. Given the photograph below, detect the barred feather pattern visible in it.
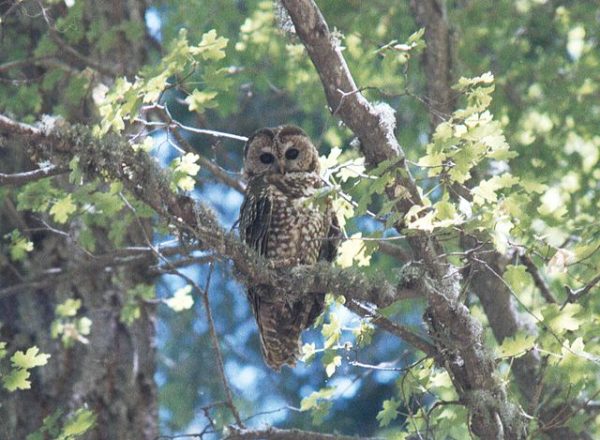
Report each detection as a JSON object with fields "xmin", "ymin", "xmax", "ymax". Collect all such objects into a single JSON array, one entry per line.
[{"xmin": 239, "ymin": 171, "xmax": 339, "ymax": 370}]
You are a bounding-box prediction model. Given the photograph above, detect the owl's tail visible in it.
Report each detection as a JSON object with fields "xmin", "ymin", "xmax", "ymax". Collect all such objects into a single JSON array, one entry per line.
[{"xmin": 251, "ymin": 288, "xmax": 324, "ymax": 371}]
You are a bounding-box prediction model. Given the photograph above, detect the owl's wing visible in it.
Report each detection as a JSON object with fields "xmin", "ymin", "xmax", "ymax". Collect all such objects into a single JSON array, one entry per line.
[
  {"xmin": 239, "ymin": 182, "xmax": 300, "ymax": 369},
  {"xmin": 305, "ymin": 210, "xmax": 342, "ymax": 328},
  {"xmin": 318, "ymin": 211, "xmax": 342, "ymax": 263},
  {"xmin": 239, "ymin": 180, "xmax": 272, "ymax": 256}
]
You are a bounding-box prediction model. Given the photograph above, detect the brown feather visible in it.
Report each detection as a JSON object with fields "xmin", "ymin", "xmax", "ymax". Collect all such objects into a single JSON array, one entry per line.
[{"xmin": 239, "ymin": 126, "xmax": 340, "ymax": 370}]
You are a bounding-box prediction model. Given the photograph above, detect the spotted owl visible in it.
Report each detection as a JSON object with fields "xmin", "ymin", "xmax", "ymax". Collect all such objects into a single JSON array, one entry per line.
[{"xmin": 238, "ymin": 125, "xmax": 340, "ymax": 370}]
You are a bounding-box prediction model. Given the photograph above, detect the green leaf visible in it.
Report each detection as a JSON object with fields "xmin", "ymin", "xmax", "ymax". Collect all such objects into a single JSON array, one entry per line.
[
  {"xmin": 300, "ymin": 343, "xmax": 316, "ymax": 364},
  {"xmin": 193, "ymin": 29, "xmax": 228, "ymax": 60},
  {"xmin": 8, "ymin": 230, "xmax": 34, "ymax": 262},
  {"xmin": 376, "ymin": 398, "xmax": 401, "ymax": 427},
  {"xmin": 50, "ymin": 194, "xmax": 77, "ymax": 224},
  {"xmin": 0, "ymin": 341, "xmax": 6, "ymax": 359},
  {"xmin": 26, "ymin": 409, "xmax": 63, "ymax": 440},
  {"xmin": 3, "ymin": 368, "xmax": 31, "ymax": 391},
  {"xmin": 60, "ymin": 408, "xmax": 96, "ymax": 438},
  {"xmin": 184, "ymin": 89, "xmax": 218, "ymax": 113},
  {"xmin": 165, "ymin": 285, "xmax": 194, "ymax": 312},
  {"xmin": 300, "ymin": 387, "xmax": 335, "ymax": 424},
  {"xmin": 77, "ymin": 317, "xmax": 92, "ymax": 336},
  {"xmin": 336, "ymin": 233, "xmax": 371, "ymax": 268},
  {"xmin": 322, "ymin": 351, "xmax": 341, "ymax": 378},
  {"xmin": 542, "ymin": 303, "xmax": 583, "ymax": 334},
  {"xmin": 11, "ymin": 346, "xmax": 51, "ymax": 369},
  {"xmin": 496, "ymin": 333, "xmax": 537, "ymax": 358},
  {"xmin": 310, "ymin": 400, "xmax": 333, "ymax": 426},
  {"xmin": 300, "ymin": 387, "xmax": 336, "ymax": 411},
  {"xmin": 56, "ymin": 298, "xmax": 82, "ymax": 318},
  {"xmin": 502, "ymin": 265, "xmax": 531, "ymax": 293},
  {"xmin": 17, "ymin": 179, "xmax": 59, "ymax": 212},
  {"xmin": 353, "ymin": 321, "xmax": 374, "ymax": 347},
  {"xmin": 321, "ymin": 313, "xmax": 341, "ymax": 349},
  {"xmin": 172, "ymin": 153, "xmax": 201, "ymax": 191}
]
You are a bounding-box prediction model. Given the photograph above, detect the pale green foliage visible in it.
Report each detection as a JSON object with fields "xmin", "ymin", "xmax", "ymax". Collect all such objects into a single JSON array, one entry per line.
[
  {"xmin": 171, "ymin": 153, "xmax": 201, "ymax": 191},
  {"xmin": 51, "ymin": 298, "xmax": 92, "ymax": 348},
  {"xmin": 185, "ymin": 90, "xmax": 218, "ymax": 113},
  {"xmin": 299, "ymin": 387, "xmax": 336, "ymax": 425},
  {"xmin": 496, "ymin": 333, "xmax": 537, "ymax": 359},
  {"xmin": 96, "ymin": 28, "xmax": 228, "ymax": 135},
  {"xmin": 26, "ymin": 408, "xmax": 96, "ymax": 440},
  {"xmin": 321, "ymin": 310, "xmax": 342, "ymax": 349},
  {"xmin": 121, "ymin": 284, "xmax": 155, "ymax": 325},
  {"xmin": 1, "ymin": 345, "xmax": 50, "ymax": 392},
  {"xmin": 322, "ymin": 351, "xmax": 342, "ymax": 378},
  {"xmin": 353, "ymin": 321, "xmax": 375, "ymax": 348},
  {"xmin": 164, "ymin": 285, "xmax": 195, "ymax": 312},
  {"xmin": 6, "ymin": 229, "xmax": 34, "ymax": 262},
  {"xmin": 336, "ymin": 233, "xmax": 371, "ymax": 268},
  {"xmin": 49, "ymin": 194, "xmax": 77, "ymax": 224},
  {"xmin": 2, "ymin": 0, "xmax": 599, "ymax": 437},
  {"xmin": 376, "ymin": 398, "xmax": 401, "ymax": 427}
]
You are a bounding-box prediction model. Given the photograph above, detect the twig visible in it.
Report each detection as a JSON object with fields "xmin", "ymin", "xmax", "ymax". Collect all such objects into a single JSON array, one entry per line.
[
  {"xmin": 168, "ymin": 122, "xmax": 246, "ymax": 193},
  {"xmin": 160, "ymin": 104, "xmax": 248, "ymax": 142},
  {"xmin": 346, "ymin": 299, "xmax": 437, "ymax": 358},
  {"xmin": 563, "ymin": 272, "xmax": 600, "ymax": 306},
  {"xmin": 200, "ymin": 261, "xmax": 245, "ymax": 427},
  {"xmin": 38, "ymin": 1, "xmax": 117, "ymax": 76},
  {"xmin": 520, "ymin": 253, "xmax": 557, "ymax": 304},
  {"xmin": 0, "ymin": 166, "xmax": 67, "ymax": 186},
  {"xmin": 0, "ymin": 56, "xmax": 54, "ymax": 73},
  {"xmin": 120, "ymin": 192, "xmax": 244, "ymax": 427}
]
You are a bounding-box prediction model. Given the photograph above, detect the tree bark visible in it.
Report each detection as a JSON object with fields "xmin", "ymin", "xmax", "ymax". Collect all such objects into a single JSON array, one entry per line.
[
  {"xmin": 0, "ymin": 1, "xmax": 158, "ymax": 438},
  {"xmin": 280, "ymin": 1, "xmax": 526, "ymax": 438}
]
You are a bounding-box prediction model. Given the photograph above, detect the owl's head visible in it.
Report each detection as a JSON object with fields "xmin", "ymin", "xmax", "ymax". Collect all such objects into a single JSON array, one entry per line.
[{"xmin": 243, "ymin": 125, "xmax": 320, "ymax": 178}]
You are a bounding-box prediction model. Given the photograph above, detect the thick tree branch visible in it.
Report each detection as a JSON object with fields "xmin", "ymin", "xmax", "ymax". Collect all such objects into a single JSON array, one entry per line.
[
  {"xmin": 0, "ymin": 112, "xmax": 432, "ymax": 355},
  {"xmin": 281, "ymin": 1, "xmax": 526, "ymax": 437},
  {"xmin": 226, "ymin": 426, "xmax": 382, "ymax": 440},
  {"xmin": 0, "ymin": 166, "xmax": 67, "ymax": 186},
  {"xmin": 409, "ymin": 0, "xmax": 455, "ymax": 128}
]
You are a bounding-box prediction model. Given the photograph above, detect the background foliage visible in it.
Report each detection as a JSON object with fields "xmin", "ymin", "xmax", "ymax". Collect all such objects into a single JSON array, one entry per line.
[{"xmin": 0, "ymin": 0, "xmax": 598, "ymax": 439}]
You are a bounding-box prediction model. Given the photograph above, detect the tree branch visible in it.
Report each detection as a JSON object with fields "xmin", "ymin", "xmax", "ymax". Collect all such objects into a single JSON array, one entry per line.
[
  {"xmin": 409, "ymin": 0, "xmax": 455, "ymax": 128},
  {"xmin": 226, "ymin": 426, "xmax": 382, "ymax": 440},
  {"xmin": 0, "ymin": 165, "xmax": 67, "ymax": 186},
  {"xmin": 280, "ymin": 1, "xmax": 526, "ymax": 437},
  {"xmin": 520, "ymin": 253, "xmax": 557, "ymax": 304},
  {"xmin": 0, "ymin": 112, "xmax": 430, "ymax": 352}
]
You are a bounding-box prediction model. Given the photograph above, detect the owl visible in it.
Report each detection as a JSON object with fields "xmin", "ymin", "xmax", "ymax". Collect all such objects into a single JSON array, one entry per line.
[{"xmin": 238, "ymin": 125, "xmax": 340, "ymax": 370}]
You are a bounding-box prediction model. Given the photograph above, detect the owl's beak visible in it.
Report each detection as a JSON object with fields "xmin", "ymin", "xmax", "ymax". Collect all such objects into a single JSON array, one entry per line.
[{"xmin": 278, "ymin": 160, "xmax": 286, "ymax": 175}]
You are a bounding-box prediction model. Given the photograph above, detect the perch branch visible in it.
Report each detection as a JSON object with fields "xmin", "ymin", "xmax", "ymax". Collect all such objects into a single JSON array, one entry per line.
[{"xmin": 0, "ymin": 112, "xmax": 431, "ymax": 355}]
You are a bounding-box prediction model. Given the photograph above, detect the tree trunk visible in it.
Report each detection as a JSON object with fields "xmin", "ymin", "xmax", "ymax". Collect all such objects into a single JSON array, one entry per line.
[{"xmin": 0, "ymin": 1, "xmax": 158, "ymax": 438}]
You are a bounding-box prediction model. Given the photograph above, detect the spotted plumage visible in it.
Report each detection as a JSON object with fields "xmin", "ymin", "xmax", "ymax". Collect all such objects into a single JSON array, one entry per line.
[{"xmin": 238, "ymin": 125, "xmax": 340, "ymax": 370}]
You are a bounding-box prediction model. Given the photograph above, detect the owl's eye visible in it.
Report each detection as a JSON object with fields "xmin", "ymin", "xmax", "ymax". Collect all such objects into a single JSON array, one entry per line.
[
  {"xmin": 260, "ymin": 152, "xmax": 275, "ymax": 164},
  {"xmin": 285, "ymin": 148, "xmax": 299, "ymax": 160}
]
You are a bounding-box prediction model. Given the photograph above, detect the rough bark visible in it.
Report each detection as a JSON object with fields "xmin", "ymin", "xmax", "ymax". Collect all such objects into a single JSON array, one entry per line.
[
  {"xmin": 408, "ymin": 2, "xmax": 589, "ymax": 437},
  {"xmin": 280, "ymin": 1, "xmax": 526, "ymax": 438},
  {"xmin": 409, "ymin": 0, "xmax": 455, "ymax": 129},
  {"xmin": 0, "ymin": 1, "xmax": 158, "ymax": 438}
]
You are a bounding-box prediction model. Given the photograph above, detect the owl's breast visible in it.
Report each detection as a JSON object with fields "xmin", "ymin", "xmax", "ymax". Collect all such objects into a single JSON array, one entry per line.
[{"xmin": 266, "ymin": 184, "xmax": 329, "ymax": 265}]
